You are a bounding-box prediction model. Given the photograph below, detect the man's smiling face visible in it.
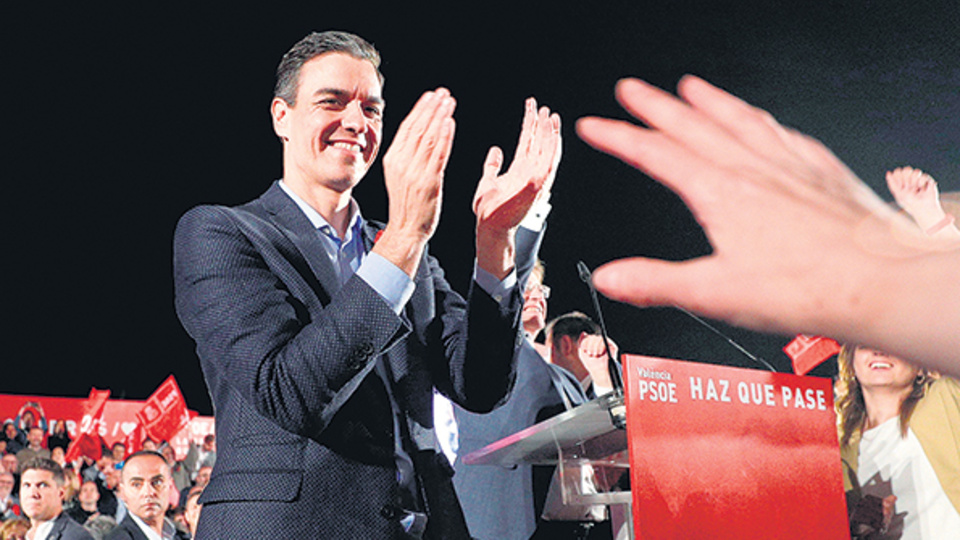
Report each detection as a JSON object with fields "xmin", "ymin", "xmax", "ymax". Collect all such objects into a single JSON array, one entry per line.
[{"xmin": 273, "ymin": 52, "xmax": 384, "ymax": 195}]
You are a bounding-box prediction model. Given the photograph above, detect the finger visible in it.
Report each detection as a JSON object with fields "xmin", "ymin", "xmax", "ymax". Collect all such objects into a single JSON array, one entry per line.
[
  {"xmin": 391, "ymin": 89, "xmax": 443, "ymax": 154},
  {"xmin": 517, "ymin": 106, "xmax": 556, "ymax": 193},
  {"xmin": 426, "ymin": 114, "xmax": 457, "ymax": 178},
  {"xmin": 576, "ymin": 114, "xmax": 726, "ymax": 213},
  {"xmin": 677, "ymin": 75, "xmax": 806, "ymax": 173},
  {"xmin": 412, "ymin": 93, "xmax": 457, "ymax": 175},
  {"xmin": 539, "ymin": 113, "xmax": 563, "ymax": 197},
  {"xmin": 612, "ymin": 78, "xmax": 778, "ymax": 178},
  {"xmin": 513, "ymin": 97, "xmax": 539, "ymax": 165},
  {"xmin": 402, "ymin": 88, "xmax": 456, "ymax": 165},
  {"xmin": 593, "ymin": 257, "xmax": 721, "ymax": 315}
]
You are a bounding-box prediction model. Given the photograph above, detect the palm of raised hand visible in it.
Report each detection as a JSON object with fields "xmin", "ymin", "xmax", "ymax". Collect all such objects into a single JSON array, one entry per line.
[{"xmin": 473, "ymin": 98, "xmax": 561, "ymax": 235}]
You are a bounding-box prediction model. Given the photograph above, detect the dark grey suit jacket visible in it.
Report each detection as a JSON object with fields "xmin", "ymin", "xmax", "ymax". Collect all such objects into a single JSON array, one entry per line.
[
  {"xmin": 104, "ymin": 515, "xmax": 189, "ymax": 540},
  {"xmin": 47, "ymin": 512, "xmax": 94, "ymax": 540},
  {"xmin": 104, "ymin": 515, "xmax": 147, "ymax": 540},
  {"xmin": 174, "ymin": 182, "xmax": 527, "ymax": 539}
]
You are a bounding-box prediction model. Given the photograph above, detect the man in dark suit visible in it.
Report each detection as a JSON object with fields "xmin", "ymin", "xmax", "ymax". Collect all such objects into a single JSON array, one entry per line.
[
  {"xmin": 453, "ymin": 264, "xmax": 619, "ymax": 539},
  {"xmin": 173, "ymin": 30, "xmax": 560, "ymax": 539},
  {"xmin": 19, "ymin": 458, "xmax": 93, "ymax": 540},
  {"xmin": 107, "ymin": 451, "xmax": 187, "ymax": 540}
]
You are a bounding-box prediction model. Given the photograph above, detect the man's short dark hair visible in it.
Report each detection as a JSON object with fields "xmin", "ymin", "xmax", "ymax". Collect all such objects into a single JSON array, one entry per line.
[
  {"xmin": 20, "ymin": 457, "xmax": 64, "ymax": 486},
  {"xmin": 274, "ymin": 30, "xmax": 383, "ymax": 106},
  {"xmin": 546, "ymin": 311, "xmax": 601, "ymax": 345},
  {"xmin": 121, "ymin": 450, "xmax": 169, "ymax": 472}
]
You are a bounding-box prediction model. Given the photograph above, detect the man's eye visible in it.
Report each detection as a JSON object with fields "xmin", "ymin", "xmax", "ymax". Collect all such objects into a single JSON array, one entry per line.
[{"xmin": 319, "ymin": 99, "xmax": 343, "ymax": 108}]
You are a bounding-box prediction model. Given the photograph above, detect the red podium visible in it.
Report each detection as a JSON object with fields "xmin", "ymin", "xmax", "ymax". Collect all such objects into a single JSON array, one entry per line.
[
  {"xmin": 624, "ymin": 355, "xmax": 848, "ymax": 539},
  {"xmin": 463, "ymin": 355, "xmax": 849, "ymax": 539}
]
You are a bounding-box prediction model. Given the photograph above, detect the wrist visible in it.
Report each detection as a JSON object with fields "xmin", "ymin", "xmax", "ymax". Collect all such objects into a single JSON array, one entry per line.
[
  {"xmin": 476, "ymin": 227, "xmax": 516, "ymax": 280},
  {"xmin": 371, "ymin": 227, "xmax": 428, "ymax": 278},
  {"xmin": 924, "ymin": 213, "xmax": 955, "ymax": 236}
]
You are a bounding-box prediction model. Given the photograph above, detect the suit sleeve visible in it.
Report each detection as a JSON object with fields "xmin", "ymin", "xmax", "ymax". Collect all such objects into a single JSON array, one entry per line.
[
  {"xmin": 427, "ymin": 225, "xmax": 544, "ymax": 413},
  {"xmin": 173, "ymin": 205, "xmax": 407, "ymax": 439}
]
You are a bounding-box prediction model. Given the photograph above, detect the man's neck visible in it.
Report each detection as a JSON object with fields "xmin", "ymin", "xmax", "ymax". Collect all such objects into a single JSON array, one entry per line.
[
  {"xmin": 131, "ymin": 511, "xmax": 165, "ymax": 536},
  {"xmin": 282, "ymin": 177, "xmax": 354, "ymax": 238},
  {"xmin": 28, "ymin": 513, "xmax": 57, "ymax": 539},
  {"xmin": 28, "ymin": 443, "xmax": 41, "ymax": 451}
]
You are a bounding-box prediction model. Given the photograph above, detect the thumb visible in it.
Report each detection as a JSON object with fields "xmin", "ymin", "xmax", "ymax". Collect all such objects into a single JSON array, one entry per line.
[
  {"xmin": 483, "ymin": 146, "xmax": 504, "ymax": 180},
  {"xmin": 474, "ymin": 146, "xmax": 504, "ymax": 214}
]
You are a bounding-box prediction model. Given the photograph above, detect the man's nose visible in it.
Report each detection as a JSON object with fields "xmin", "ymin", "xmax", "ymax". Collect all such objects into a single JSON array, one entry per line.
[{"xmin": 341, "ymin": 102, "xmax": 367, "ymax": 133}]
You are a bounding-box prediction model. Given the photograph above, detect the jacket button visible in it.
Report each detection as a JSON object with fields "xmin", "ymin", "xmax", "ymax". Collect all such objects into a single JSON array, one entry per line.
[{"xmin": 380, "ymin": 504, "xmax": 399, "ymax": 520}]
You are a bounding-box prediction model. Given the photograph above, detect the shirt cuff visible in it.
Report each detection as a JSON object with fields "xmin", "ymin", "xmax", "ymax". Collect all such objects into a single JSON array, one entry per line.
[
  {"xmin": 519, "ymin": 195, "xmax": 552, "ymax": 232},
  {"xmin": 474, "ymin": 263, "xmax": 517, "ymax": 306},
  {"xmin": 357, "ymin": 252, "xmax": 416, "ymax": 315}
]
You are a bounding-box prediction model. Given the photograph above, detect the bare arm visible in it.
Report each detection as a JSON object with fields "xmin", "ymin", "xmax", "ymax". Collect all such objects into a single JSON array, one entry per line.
[
  {"xmin": 576, "ymin": 75, "xmax": 960, "ymax": 376},
  {"xmin": 886, "ymin": 166, "xmax": 960, "ymax": 241}
]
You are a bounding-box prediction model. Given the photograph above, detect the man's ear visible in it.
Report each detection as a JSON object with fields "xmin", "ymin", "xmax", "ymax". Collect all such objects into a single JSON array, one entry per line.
[
  {"xmin": 560, "ymin": 335, "xmax": 577, "ymax": 358},
  {"xmin": 271, "ymin": 97, "xmax": 291, "ymax": 141}
]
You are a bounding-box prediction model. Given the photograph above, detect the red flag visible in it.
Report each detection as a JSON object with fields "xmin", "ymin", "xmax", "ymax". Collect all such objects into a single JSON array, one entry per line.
[
  {"xmin": 123, "ymin": 422, "xmax": 146, "ymax": 459},
  {"xmin": 784, "ymin": 335, "xmax": 841, "ymax": 375},
  {"xmin": 65, "ymin": 388, "xmax": 111, "ymax": 462},
  {"xmin": 136, "ymin": 376, "xmax": 191, "ymax": 444}
]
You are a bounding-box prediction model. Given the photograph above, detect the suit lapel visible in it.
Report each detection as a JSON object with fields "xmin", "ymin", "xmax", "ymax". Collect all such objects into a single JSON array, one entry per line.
[
  {"xmin": 259, "ymin": 181, "xmax": 341, "ymax": 298},
  {"xmin": 47, "ymin": 514, "xmax": 66, "ymax": 540}
]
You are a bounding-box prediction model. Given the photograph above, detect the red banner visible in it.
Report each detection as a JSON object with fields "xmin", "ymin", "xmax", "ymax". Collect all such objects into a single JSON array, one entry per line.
[
  {"xmin": 64, "ymin": 388, "xmax": 111, "ymax": 461},
  {"xmin": 135, "ymin": 376, "xmax": 192, "ymax": 445},
  {"xmin": 784, "ymin": 334, "xmax": 841, "ymax": 375},
  {"xmin": 624, "ymin": 355, "xmax": 848, "ymax": 539},
  {"xmin": 0, "ymin": 392, "xmax": 213, "ymax": 461},
  {"xmin": 122, "ymin": 422, "xmax": 147, "ymax": 459}
]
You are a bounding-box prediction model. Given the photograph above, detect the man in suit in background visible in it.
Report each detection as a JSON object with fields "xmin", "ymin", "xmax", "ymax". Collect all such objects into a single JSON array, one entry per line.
[
  {"xmin": 19, "ymin": 458, "xmax": 93, "ymax": 540},
  {"xmin": 107, "ymin": 450, "xmax": 187, "ymax": 540},
  {"xmin": 174, "ymin": 30, "xmax": 560, "ymax": 539},
  {"xmin": 453, "ymin": 260, "xmax": 620, "ymax": 539}
]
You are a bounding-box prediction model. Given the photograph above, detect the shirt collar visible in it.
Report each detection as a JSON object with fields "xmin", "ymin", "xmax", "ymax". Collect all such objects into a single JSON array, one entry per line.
[
  {"xmin": 278, "ymin": 179, "xmax": 363, "ymax": 239},
  {"xmin": 129, "ymin": 512, "xmax": 177, "ymax": 540}
]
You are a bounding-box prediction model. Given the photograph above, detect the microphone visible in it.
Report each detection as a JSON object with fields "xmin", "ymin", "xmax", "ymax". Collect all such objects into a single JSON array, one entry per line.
[
  {"xmin": 673, "ymin": 306, "xmax": 778, "ymax": 372},
  {"xmin": 577, "ymin": 261, "xmax": 627, "ymax": 430}
]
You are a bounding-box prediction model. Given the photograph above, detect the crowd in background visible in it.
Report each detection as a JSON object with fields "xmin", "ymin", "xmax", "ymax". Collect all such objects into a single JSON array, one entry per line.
[{"xmin": 0, "ymin": 404, "xmax": 213, "ymax": 540}]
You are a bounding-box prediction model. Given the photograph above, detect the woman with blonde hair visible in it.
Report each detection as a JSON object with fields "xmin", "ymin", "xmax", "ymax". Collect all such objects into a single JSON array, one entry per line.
[
  {"xmin": 0, "ymin": 517, "xmax": 29, "ymax": 540},
  {"xmin": 836, "ymin": 343, "xmax": 960, "ymax": 538}
]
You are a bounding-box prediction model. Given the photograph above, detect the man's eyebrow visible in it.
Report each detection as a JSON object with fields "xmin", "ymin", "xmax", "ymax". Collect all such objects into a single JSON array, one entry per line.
[{"xmin": 313, "ymin": 88, "xmax": 384, "ymax": 106}]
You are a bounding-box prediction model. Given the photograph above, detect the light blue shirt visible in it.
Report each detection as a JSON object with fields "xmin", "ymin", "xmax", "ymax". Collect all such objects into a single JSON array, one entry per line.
[{"xmin": 278, "ymin": 180, "xmax": 515, "ymax": 309}]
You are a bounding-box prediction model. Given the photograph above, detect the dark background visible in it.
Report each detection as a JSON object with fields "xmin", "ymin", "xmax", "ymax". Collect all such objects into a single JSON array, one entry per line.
[{"xmin": 4, "ymin": 1, "xmax": 958, "ymax": 415}]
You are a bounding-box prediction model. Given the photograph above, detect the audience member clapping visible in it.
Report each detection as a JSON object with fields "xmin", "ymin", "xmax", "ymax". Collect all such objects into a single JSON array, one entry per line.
[{"xmin": 836, "ymin": 345, "xmax": 960, "ymax": 538}]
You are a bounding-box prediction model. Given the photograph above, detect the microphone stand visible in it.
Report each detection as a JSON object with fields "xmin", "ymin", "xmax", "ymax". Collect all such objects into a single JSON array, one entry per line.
[{"xmin": 577, "ymin": 261, "xmax": 626, "ymax": 430}]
